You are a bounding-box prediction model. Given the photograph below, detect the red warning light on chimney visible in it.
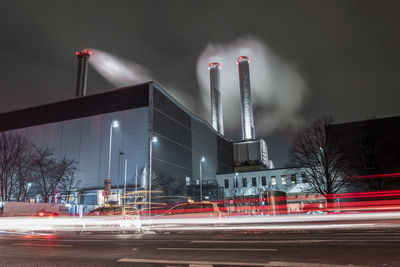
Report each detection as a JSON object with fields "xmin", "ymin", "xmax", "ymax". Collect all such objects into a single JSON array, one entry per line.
[{"xmin": 76, "ymin": 49, "xmax": 92, "ymax": 57}]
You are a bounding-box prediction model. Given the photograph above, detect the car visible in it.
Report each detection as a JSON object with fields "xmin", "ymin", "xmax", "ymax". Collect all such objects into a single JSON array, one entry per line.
[
  {"xmin": 84, "ymin": 205, "xmax": 141, "ymax": 233},
  {"xmin": 158, "ymin": 201, "xmax": 228, "ymax": 219},
  {"xmin": 146, "ymin": 201, "xmax": 228, "ymax": 233},
  {"xmin": 86, "ymin": 206, "xmax": 139, "ymax": 216},
  {"xmin": 35, "ymin": 209, "xmax": 59, "ymax": 217}
]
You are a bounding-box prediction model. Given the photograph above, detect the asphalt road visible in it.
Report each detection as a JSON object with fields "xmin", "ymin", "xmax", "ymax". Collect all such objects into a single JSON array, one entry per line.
[{"xmin": 0, "ymin": 230, "xmax": 399, "ymax": 267}]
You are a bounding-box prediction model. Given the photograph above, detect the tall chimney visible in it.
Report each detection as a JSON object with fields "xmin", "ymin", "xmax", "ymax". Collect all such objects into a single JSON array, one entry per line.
[
  {"xmin": 237, "ymin": 56, "xmax": 255, "ymax": 140},
  {"xmin": 209, "ymin": 63, "xmax": 224, "ymax": 135},
  {"xmin": 75, "ymin": 49, "xmax": 91, "ymax": 97}
]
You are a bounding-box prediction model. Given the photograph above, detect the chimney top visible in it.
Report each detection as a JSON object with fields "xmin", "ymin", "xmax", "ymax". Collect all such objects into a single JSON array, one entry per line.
[
  {"xmin": 208, "ymin": 62, "xmax": 222, "ymax": 69},
  {"xmin": 75, "ymin": 49, "xmax": 92, "ymax": 57},
  {"xmin": 236, "ymin": 56, "xmax": 252, "ymax": 64}
]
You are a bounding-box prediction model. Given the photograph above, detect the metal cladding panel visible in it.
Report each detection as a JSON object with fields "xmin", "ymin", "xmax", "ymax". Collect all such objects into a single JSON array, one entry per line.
[
  {"xmin": 233, "ymin": 139, "xmax": 268, "ymax": 167},
  {"xmin": 191, "ymin": 117, "xmax": 218, "ymax": 183},
  {"xmin": 153, "ymin": 109, "xmax": 191, "ymax": 148},
  {"xmin": 153, "ymin": 86, "xmax": 191, "ymax": 128},
  {"xmin": 216, "ymin": 135, "xmax": 234, "ymax": 174},
  {"xmin": 247, "ymin": 141, "xmax": 261, "ymax": 161},
  {"xmin": 1, "ymin": 107, "xmax": 149, "ymax": 190},
  {"xmin": 237, "ymin": 57, "xmax": 255, "ymax": 140},
  {"xmin": 209, "ymin": 64, "xmax": 224, "ymax": 135},
  {"xmin": 151, "ymin": 86, "xmax": 193, "ymax": 183}
]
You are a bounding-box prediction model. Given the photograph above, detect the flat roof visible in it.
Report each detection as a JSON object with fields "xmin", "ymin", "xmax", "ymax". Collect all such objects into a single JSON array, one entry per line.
[{"xmin": 0, "ymin": 82, "xmax": 151, "ymax": 131}]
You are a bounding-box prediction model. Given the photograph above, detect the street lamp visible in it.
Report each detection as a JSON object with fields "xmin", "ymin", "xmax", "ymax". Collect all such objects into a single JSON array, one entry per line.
[
  {"xmin": 148, "ymin": 135, "xmax": 158, "ymax": 216},
  {"xmin": 117, "ymin": 151, "xmax": 124, "ymax": 204},
  {"xmin": 106, "ymin": 119, "xmax": 119, "ymax": 202},
  {"xmin": 123, "ymin": 159, "xmax": 128, "ymax": 205},
  {"xmin": 200, "ymin": 156, "xmax": 205, "ymax": 201}
]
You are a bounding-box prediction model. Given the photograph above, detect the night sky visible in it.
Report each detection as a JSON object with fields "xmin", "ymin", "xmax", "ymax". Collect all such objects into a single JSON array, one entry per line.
[{"xmin": 1, "ymin": 0, "xmax": 400, "ymax": 167}]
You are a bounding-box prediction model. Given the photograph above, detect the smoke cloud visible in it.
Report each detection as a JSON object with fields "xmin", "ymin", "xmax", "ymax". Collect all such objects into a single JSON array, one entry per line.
[
  {"xmin": 88, "ymin": 48, "xmax": 153, "ymax": 87},
  {"xmin": 88, "ymin": 48, "xmax": 194, "ymax": 110},
  {"xmin": 196, "ymin": 37, "xmax": 306, "ymax": 138}
]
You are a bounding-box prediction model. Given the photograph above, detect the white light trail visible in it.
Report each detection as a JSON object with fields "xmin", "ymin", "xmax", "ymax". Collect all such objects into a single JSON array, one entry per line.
[{"xmin": 0, "ymin": 212, "xmax": 399, "ymax": 234}]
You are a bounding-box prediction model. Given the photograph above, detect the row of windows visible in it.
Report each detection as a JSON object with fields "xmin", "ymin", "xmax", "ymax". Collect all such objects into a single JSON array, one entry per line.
[{"xmin": 224, "ymin": 174, "xmax": 297, "ymax": 189}]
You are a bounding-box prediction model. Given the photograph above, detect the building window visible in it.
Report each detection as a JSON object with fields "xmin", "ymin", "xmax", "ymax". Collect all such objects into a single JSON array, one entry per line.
[
  {"xmin": 291, "ymin": 174, "xmax": 296, "ymax": 184},
  {"xmin": 242, "ymin": 178, "xmax": 247, "ymax": 187},
  {"xmin": 224, "ymin": 179, "xmax": 229, "ymax": 189},
  {"xmin": 281, "ymin": 175, "xmax": 286, "ymax": 185},
  {"xmin": 186, "ymin": 176, "xmax": 190, "ymax": 186},
  {"xmin": 252, "ymin": 177, "xmax": 257, "ymax": 187},
  {"xmin": 271, "ymin": 176, "xmax": 276, "ymax": 185},
  {"xmin": 261, "ymin": 176, "xmax": 266, "ymax": 186}
]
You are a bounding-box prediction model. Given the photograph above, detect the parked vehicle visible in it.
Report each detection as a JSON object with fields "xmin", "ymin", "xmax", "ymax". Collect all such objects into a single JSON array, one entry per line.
[
  {"xmin": 157, "ymin": 201, "xmax": 227, "ymax": 219},
  {"xmin": 84, "ymin": 205, "xmax": 141, "ymax": 233},
  {"xmin": 35, "ymin": 209, "xmax": 60, "ymax": 217}
]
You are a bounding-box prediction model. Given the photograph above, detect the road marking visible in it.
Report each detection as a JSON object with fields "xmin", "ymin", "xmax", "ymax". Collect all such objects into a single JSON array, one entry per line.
[
  {"xmin": 12, "ymin": 243, "xmax": 73, "ymax": 248},
  {"xmin": 192, "ymin": 240, "xmax": 333, "ymax": 244},
  {"xmin": 192, "ymin": 239, "xmax": 400, "ymax": 243},
  {"xmin": 117, "ymin": 258, "xmax": 269, "ymax": 266},
  {"xmin": 117, "ymin": 258, "xmax": 366, "ymax": 267},
  {"xmin": 266, "ymin": 262, "xmax": 367, "ymax": 267},
  {"xmin": 158, "ymin": 247, "xmax": 277, "ymax": 251},
  {"xmin": 189, "ymin": 265, "xmax": 213, "ymax": 267},
  {"xmin": 132, "ymin": 248, "xmax": 137, "ymax": 251}
]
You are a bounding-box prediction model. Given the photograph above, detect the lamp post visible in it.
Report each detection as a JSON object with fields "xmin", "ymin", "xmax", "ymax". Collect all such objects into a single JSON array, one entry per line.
[
  {"xmin": 148, "ymin": 135, "xmax": 158, "ymax": 216},
  {"xmin": 117, "ymin": 151, "xmax": 124, "ymax": 205},
  {"xmin": 123, "ymin": 159, "xmax": 127, "ymax": 205},
  {"xmin": 200, "ymin": 156, "xmax": 205, "ymax": 201},
  {"xmin": 106, "ymin": 120, "xmax": 119, "ymax": 203}
]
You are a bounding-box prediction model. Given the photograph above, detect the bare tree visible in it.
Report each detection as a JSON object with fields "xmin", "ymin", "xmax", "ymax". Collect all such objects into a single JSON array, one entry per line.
[
  {"xmin": 0, "ymin": 132, "xmax": 33, "ymax": 202},
  {"xmin": 289, "ymin": 116, "xmax": 349, "ymax": 205},
  {"xmin": 151, "ymin": 172, "xmax": 186, "ymax": 205},
  {"xmin": 31, "ymin": 146, "xmax": 77, "ymax": 203},
  {"xmin": 59, "ymin": 173, "xmax": 81, "ymax": 204}
]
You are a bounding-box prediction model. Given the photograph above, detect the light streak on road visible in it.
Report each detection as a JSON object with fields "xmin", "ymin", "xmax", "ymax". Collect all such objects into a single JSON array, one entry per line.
[
  {"xmin": 0, "ymin": 216, "xmax": 140, "ymax": 234},
  {"xmin": 1, "ymin": 211, "xmax": 399, "ymax": 234}
]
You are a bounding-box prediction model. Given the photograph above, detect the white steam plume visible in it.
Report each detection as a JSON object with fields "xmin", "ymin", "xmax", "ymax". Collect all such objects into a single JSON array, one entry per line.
[
  {"xmin": 88, "ymin": 48, "xmax": 192, "ymax": 110},
  {"xmin": 196, "ymin": 37, "xmax": 306, "ymax": 137},
  {"xmin": 88, "ymin": 48, "xmax": 152, "ymax": 87}
]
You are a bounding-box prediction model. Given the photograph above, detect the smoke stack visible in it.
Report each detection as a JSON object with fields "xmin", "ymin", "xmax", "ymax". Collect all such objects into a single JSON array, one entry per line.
[
  {"xmin": 75, "ymin": 49, "xmax": 91, "ymax": 97},
  {"xmin": 237, "ymin": 56, "xmax": 255, "ymax": 140},
  {"xmin": 209, "ymin": 63, "xmax": 224, "ymax": 135}
]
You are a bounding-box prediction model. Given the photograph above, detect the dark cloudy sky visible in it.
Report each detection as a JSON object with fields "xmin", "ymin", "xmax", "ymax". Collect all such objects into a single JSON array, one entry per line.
[{"xmin": 1, "ymin": 0, "xmax": 400, "ymax": 167}]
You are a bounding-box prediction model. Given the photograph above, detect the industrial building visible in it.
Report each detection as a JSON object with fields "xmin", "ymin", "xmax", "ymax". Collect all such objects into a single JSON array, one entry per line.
[
  {"xmin": 0, "ymin": 82, "xmax": 233, "ymax": 205},
  {"xmin": 0, "ymin": 52, "xmax": 279, "ymax": 208}
]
